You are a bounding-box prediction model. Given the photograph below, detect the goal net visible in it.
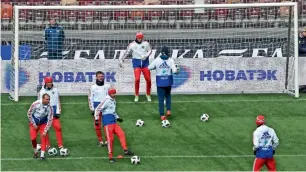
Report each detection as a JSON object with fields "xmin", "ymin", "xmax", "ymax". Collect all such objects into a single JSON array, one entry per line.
[{"xmin": 9, "ymin": 3, "xmax": 299, "ymax": 101}]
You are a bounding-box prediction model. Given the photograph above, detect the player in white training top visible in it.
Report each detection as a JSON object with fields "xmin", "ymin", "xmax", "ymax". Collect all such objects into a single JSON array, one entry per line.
[
  {"xmin": 88, "ymin": 71, "xmax": 110, "ymax": 147},
  {"xmin": 28, "ymin": 93, "xmax": 53, "ymax": 160},
  {"xmin": 253, "ymin": 115, "xmax": 279, "ymax": 172},
  {"xmin": 119, "ymin": 32, "xmax": 152, "ymax": 102},
  {"xmin": 38, "ymin": 77, "xmax": 67, "ymax": 152}
]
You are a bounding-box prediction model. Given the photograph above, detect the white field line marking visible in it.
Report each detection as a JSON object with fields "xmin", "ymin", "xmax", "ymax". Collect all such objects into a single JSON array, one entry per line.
[
  {"xmin": 2, "ymin": 99, "xmax": 306, "ymax": 106},
  {"xmin": 2, "ymin": 154, "xmax": 306, "ymax": 161}
]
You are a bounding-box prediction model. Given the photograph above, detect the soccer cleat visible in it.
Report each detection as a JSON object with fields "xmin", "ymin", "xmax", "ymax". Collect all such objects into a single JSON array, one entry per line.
[
  {"xmin": 33, "ymin": 152, "xmax": 38, "ymax": 159},
  {"xmin": 109, "ymin": 158, "xmax": 115, "ymax": 163},
  {"xmin": 104, "ymin": 141, "xmax": 108, "ymax": 146},
  {"xmin": 46, "ymin": 145, "xmax": 51, "ymax": 150},
  {"xmin": 124, "ymin": 150, "xmax": 134, "ymax": 156},
  {"xmin": 97, "ymin": 141, "xmax": 106, "ymax": 147},
  {"xmin": 146, "ymin": 95, "xmax": 152, "ymax": 102},
  {"xmin": 161, "ymin": 116, "xmax": 167, "ymax": 121},
  {"xmin": 134, "ymin": 96, "xmax": 139, "ymax": 102},
  {"xmin": 40, "ymin": 157, "xmax": 45, "ymax": 160},
  {"xmin": 166, "ymin": 110, "xmax": 171, "ymax": 117}
]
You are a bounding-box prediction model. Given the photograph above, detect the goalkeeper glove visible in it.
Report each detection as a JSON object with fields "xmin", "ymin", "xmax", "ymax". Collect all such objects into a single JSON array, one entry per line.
[
  {"xmin": 95, "ymin": 120, "xmax": 99, "ymax": 126},
  {"xmin": 36, "ymin": 84, "xmax": 42, "ymax": 93},
  {"xmin": 117, "ymin": 118, "xmax": 123, "ymax": 123},
  {"xmin": 54, "ymin": 114, "xmax": 60, "ymax": 119}
]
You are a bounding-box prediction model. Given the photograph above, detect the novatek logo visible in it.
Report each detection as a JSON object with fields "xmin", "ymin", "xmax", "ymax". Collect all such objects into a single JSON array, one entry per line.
[
  {"xmin": 39, "ymin": 72, "xmax": 116, "ymax": 83},
  {"xmin": 199, "ymin": 70, "xmax": 277, "ymax": 81}
]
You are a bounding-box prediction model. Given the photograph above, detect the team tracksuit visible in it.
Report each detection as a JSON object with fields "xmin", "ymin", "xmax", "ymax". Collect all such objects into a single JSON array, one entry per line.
[
  {"xmin": 88, "ymin": 83, "xmax": 110, "ymax": 143},
  {"xmin": 121, "ymin": 40, "xmax": 152, "ymax": 96},
  {"xmin": 299, "ymin": 34, "xmax": 306, "ymax": 56},
  {"xmin": 253, "ymin": 124, "xmax": 279, "ymax": 171},
  {"xmin": 94, "ymin": 95, "xmax": 129, "ymax": 159},
  {"xmin": 27, "ymin": 100, "xmax": 53, "ymax": 157},
  {"xmin": 148, "ymin": 46, "xmax": 178, "ymax": 117},
  {"xmin": 44, "ymin": 25, "xmax": 65, "ymax": 59},
  {"xmin": 39, "ymin": 87, "xmax": 64, "ymax": 148}
]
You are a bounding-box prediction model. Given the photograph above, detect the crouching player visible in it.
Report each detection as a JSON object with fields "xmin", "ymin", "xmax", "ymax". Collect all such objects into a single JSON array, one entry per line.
[
  {"xmin": 253, "ymin": 115, "xmax": 279, "ymax": 172},
  {"xmin": 39, "ymin": 77, "xmax": 67, "ymax": 151},
  {"xmin": 28, "ymin": 93, "xmax": 53, "ymax": 160},
  {"xmin": 94, "ymin": 88, "xmax": 134, "ymax": 162},
  {"xmin": 148, "ymin": 46, "xmax": 179, "ymax": 120}
]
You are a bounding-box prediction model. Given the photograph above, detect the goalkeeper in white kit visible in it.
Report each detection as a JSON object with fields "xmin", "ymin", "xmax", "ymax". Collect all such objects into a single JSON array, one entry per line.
[{"xmin": 119, "ymin": 32, "xmax": 152, "ymax": 102}]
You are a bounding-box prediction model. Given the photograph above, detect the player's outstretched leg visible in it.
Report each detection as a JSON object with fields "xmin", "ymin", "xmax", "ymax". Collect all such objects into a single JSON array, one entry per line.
[
  {"xmin": 29, "ymin": 124, "xmax": 39, "ymax": 159},
  {"xmin": 165, "ymin": 86, "xmax": 172, "ymax": 117},
  {"xmin": 114, "ymin": 124, "xmax": 134, "ymax": 155},
  {"xmin": 52, "ymin": 118, "xmax": 64, "ymax": 148},
  {"xmin": 104, "ymin": 125, "xmax": 115, "ymax": 162},
  {"xmin": 142, "ymin": 67, "xmax": 152, "ymax": 102},
  {"xmin": 157, "ymin": 87, "xmax": 166, "ymax": 120},
  {"xmin": 133, "ymin": 68, "xmax": 141, "ymax": 102}
]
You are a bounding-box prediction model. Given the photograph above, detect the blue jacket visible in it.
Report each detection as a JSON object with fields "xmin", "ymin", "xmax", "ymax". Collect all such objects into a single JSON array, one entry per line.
[
  {"xmin": 299, "ymin": 35, "xmax": 306, "ymax": 53},
  {"xmin": 44, "ymin": 26, "xmax": 65, "ymax": 51}
]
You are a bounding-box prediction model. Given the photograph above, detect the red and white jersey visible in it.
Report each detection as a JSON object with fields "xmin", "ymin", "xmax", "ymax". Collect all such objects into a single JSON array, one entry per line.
[
  {"xmin": 88, "ymin": 83, "xmax": 111, "ymax": 111},
  {"xmin": 39, "ymin": 87, "xmax": 61, "ymax": 114},
  {"xmin": 27, "ymin": 99, "xmax": 53, "ymax": 132},
  {"xmin": 121, "ymin": 41, "xmax": 152, "ymax": 60}
]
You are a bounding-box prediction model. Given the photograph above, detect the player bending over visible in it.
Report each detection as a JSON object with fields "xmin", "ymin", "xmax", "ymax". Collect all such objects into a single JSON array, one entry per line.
[
  {"xmin": 148, "ymin": 46, "xmax": 179, "ymax": 121},
  {"xmin": 38, "ymin": 77, "xmax": 67, "ymax": 151},
  {"xmin": 95, "ymin": 88, "xmax": 134, "ymax": 163},
  {"xmin": 119, "ymin": 32, "xmax": 152, "ymax": 102},
  {"xmin": 253, "ymin": 115, "xmax": 279, "ymax": 172},
  {"xmin": 28, "ymin": 93, "xmax": 53, "ymax": 160},
  {"xmin": 88, "ymin": 71, "xmax": 110, "ymax": 147}
]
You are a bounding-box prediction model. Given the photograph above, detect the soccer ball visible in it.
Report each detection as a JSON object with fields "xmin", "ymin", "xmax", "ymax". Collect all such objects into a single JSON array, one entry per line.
[
  {"xmin": 135, "ymin": 119, "xmax": 144, "ymax": 127},
  {"xmin": 161, "ymin": 120, "xmax": 170, "ymax": 128},
  {"xmin": 48, "ymin": 147, "xmax": 58, "ymax": 156},
  {"xmin": 36, "ymin": 144, "xmax": 41, "ymax": 152},
  {"xmin": 59, "ymin": 148, "xmax": 69, "ymax": 156},
  {"xmin": 131, "ymin": 156, "xmax": 140, "ymax": 164},
  {"xmin": 200, "ymin": 113, "xmax": 209, "ymax": 122}
]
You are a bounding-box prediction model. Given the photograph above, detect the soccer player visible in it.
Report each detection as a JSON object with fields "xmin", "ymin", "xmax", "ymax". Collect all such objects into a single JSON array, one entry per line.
[
  {"xmin": 88, "ymin": 71, "xmax": 110, "ymax": 147},
  {"xmin": 28, "ymin": 93, "xmax": 53, "ymax": 160},
  {"xmin": 119, "ymin": 32, "xmax": 152, "ymax": 102},
  {"xmin": 253, "ymin": 115, "xmax": 279, "ymax": 172},
  {"xmin": 44, "ymin": 19, "xmax": 65, "ymax": 60},
  {"xmin": 148, "ymin": 46, "xmax": 179, "ymax": 121},
  {"xmin": 38, "ymin": 77, "xmax": 66, "ymax": 150},
  {"xmin": 95, "ymin": 88, "xmax": 134, "ymax": 162}
]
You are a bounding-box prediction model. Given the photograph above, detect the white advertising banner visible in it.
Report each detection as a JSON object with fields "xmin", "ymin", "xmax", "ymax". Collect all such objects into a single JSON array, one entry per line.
[{"xmin": 1, "ymin": 57, "xmax": 306, "ymax": 96}]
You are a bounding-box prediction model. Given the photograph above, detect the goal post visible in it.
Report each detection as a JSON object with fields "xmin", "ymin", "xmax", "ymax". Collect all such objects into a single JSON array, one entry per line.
[{"xmin": 10, "ymin": 3, "xmax": 299, "ymax": 101}]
